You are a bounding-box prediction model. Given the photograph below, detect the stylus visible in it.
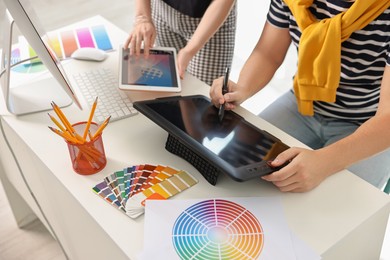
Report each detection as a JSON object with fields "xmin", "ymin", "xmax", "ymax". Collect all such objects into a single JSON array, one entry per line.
[{"xmin": 218, "ymin": 67, "xmax": 230, "ymax": 122}]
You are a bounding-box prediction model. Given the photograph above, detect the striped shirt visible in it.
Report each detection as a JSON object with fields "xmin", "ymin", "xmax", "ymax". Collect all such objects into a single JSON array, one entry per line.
[{"xmin": 267, "ymin": 0, "xmax": 390, "ymax": 123}]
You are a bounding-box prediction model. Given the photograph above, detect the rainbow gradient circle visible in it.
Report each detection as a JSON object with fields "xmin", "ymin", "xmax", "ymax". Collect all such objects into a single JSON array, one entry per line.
[{"xmin": 172, "ymin": 199, "xmax": 264, "ymax": 259}]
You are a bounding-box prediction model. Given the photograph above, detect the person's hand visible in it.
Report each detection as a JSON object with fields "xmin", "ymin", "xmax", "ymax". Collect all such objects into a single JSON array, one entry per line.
[
  {"xmin": 209, "ymin": 77, "xmax": 249, "ymax": 110},
  {"xmin": 261, "ymin": 147, "xmax": 336, "ymax": 192},
  {"xmin": 177, "ymin": 47, "xmax": 195, "ymax": 80},
  {"xmin": 124, "ymin": 16, "xmax": 156, "ymax": 57}
]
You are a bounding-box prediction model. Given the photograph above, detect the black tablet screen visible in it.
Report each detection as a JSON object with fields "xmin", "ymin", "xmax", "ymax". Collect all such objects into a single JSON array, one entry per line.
[{"xmin": 146, "ymin": 96, "xmax": 288, "ymax": 168}]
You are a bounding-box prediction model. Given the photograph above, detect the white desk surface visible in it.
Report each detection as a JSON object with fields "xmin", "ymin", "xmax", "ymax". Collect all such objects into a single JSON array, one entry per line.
[{"xmin": 0, "ymin": 16, "xmax": 389, "ymax": 260}]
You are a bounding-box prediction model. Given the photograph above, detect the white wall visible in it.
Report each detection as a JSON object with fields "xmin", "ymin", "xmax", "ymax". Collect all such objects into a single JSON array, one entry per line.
[{"xmin": 232, "ymin": 0, "xmax": 297, "ymax": 114}]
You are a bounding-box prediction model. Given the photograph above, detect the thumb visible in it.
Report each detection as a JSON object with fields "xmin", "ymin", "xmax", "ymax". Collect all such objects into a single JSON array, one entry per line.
[
  {"xmin": 179, "ymin": 66, "xmax": 184, "ymax": 79},
  {"xmin": 271, "ymin": 148, "xmax": 298, "ymax": 167}
]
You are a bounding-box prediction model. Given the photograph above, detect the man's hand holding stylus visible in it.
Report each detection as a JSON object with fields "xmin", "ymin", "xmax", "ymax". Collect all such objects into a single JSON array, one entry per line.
[{"xmin": 210, "ymin": 77, "xmax": 249, "ymax": 111}]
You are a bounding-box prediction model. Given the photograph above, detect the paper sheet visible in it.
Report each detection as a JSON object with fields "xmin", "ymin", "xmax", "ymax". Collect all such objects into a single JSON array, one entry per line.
[{"xmin": 139, "ymin": 197, "xmax": 321, "ymax": 260}]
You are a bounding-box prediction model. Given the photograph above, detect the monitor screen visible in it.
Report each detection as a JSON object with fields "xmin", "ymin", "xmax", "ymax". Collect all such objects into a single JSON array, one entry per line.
[{"xmin": 2, "ymin": 0, "xmax": 82, "ymax": 114}]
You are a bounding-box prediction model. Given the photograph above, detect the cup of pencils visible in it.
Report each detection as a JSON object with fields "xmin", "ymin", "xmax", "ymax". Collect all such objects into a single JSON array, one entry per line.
[
  {"xmin": 66, "ymin": 121, "xmax": 107, "ymax": 175},
  {"xmin": 48, "ymin": 97, "xmax": 109, "ymax": 175}
]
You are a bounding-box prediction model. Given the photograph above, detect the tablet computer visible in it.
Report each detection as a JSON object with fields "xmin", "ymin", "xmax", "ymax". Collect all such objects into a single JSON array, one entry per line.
[
  {"xmin": 119, "ymin": 46, "xmax": 181, "ymax": 92},
  {"xmin": 133, "ymin": 95, "xmax": 290, "ymax": 183}
]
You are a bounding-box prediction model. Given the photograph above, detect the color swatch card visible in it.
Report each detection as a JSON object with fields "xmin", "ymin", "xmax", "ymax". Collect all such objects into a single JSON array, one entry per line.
[
  {"xmin": 92, "ymin": 164, "xmax": 198, "ymax": 219},
  {"xmin": 45, "ymin": 24, "xmax": 113, "ymax": 59},
  {"xmin": 140, "ymin": 197, "xmax": 321, "ymax": 260},
  {"xmin": 17, "ymin": 23, "xmax": 113, "ymax": 66}
]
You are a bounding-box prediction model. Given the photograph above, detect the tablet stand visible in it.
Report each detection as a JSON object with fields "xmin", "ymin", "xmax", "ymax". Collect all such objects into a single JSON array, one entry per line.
[{"xmin": 165, "ymin": 134, "xmax": 221, "ymax": 185}]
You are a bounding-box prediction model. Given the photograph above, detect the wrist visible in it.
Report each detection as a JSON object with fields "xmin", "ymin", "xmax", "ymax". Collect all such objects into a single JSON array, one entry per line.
[
  {"xmin": 180, "ymin": 46, "xmax": 194, "ymax": 59},
  {"xmin": 318, "ymin": 146, "xmax": 347, "ymax": 175},
  {"xmin": 134, "ymin": 15, "xmax": 153, "ymax": 26},
  {"xmin": 184, "ymin": 40, "xmax": 202, "ymax": 56}
]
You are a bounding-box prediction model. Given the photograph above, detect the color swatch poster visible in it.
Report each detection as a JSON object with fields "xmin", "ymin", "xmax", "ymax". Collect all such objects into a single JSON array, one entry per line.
[
  {"xmin": 44, "ymin": 24, "xmax": 113, "ymax": 60},
  {"xmin": 13, "ymin": 24, "xmax": 113, "ymax": 73},
  {"xmin": 140, "ymin": 197, "xmax": 321, "ymax": 260}
]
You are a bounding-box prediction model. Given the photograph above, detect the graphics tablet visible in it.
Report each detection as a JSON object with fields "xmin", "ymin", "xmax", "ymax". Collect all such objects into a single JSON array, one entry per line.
[
  {"xmin": 119, "ymin": 46, "xmax": 181, "ymax": 92},
  {"xmin": 133, "ymin": 95, "xmax": 290, "ymax": 184}
]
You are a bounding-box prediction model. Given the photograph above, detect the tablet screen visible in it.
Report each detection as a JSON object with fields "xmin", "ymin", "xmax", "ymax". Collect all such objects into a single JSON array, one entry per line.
[
  {"xmin": 143, "ymin": 96, "xmax": 288, "ymax": 168},
  {"xmin": 120, "ymin": 48, "xmax": 180, "ymax": 89}
]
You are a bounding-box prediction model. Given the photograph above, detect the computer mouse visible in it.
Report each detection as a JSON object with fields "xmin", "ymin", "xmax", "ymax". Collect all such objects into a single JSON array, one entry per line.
[{"xmin": 71, "ymin": 48, "xmax": 108, "ymax": 62}]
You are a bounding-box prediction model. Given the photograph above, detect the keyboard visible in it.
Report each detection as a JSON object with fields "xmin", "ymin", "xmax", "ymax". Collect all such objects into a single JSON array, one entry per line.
[{"xmin": 73, "ymin": 68, "xmax": 138, "ymax": 124}]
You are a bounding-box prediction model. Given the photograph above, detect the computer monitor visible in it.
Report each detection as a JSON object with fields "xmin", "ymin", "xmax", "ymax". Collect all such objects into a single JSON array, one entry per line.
[{"xmin": 1, "ymin": 0, "xmax": 82, "ymax": 115}]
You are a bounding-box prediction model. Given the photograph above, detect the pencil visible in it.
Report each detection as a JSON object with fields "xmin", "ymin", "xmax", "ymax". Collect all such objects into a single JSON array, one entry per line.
[
  {"xmin": 74, "ymin": 146, "xmax": 101, "ymax": 170},
  {"xmin": 83, "ymin": 97, "xmax": 98, "ymax": 141},
  {"xmin": 49, "ymin": 126, "xmax": 103, "ymax": 162},
  {"xmin": 51, "ymin": 102, "xmax": 73, "ymax": 132},
  {"xmin": 48, "ymin": 126, "xmax": 80, "ymax": 144},
  {"xmin": 48, "ymin": 113, "xmax": 66, "ymax": 133},
  {"xmin": 88, "ymin": 131, "xmax": 93, "ymax": 141},
  {"xmin": 92, "ymin": 116, "xmax": 111, "ymax": 140},
  {"xmin": 51, "ymin": 101, "xmax": 84, "ymax": 143}
]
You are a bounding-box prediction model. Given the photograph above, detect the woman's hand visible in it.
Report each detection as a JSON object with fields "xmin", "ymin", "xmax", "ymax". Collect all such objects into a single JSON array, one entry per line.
[
  {"xmin": 262, "ymin": 147, "xmax": 337, "ymax": 192},
  {"xmin": 177, "ymin": 47, "xmax": 195, "ymax": 80},
  {"xmin": 124, "ymin": 17, "xmax": 156, "ymax": 57}
]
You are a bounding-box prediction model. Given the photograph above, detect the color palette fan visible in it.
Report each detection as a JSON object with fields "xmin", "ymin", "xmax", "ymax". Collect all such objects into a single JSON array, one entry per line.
[{"xmin": 92, "ymin": 164, "xmax": 198, "ymax": 218}]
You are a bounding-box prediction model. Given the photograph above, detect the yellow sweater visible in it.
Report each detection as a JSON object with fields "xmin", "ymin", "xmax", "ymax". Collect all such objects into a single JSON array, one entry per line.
[{"xmin": 283, "ymin": 0, "xmax": 390, "ymax": 115}]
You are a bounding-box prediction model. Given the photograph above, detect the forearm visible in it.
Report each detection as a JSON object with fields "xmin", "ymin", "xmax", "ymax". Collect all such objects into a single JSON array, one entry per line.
[
  {"xmin": 185, "ymin": 0, "xmax": 235, "ymax": 55},
  {"xmin": 321, "ymin": 66, "xmax": 390, "ymax": 174},
  {"xmin": 236, "ymin": 47, "xmax": 281, "ymax": 99},
  {"xmin": 320, "ymin": 113, "xmax": 390, "ymax": 176},
  {"xmin": 237, "ymin": 23, "xmax": 291, "ymax": 100},
  {"xmin": 134, "ymin": 0, "xmax": 152, "ymax": 19}
]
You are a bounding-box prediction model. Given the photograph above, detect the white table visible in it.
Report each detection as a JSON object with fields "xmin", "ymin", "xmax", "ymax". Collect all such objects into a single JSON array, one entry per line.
[{"xmin": 0, "ymin": 16, "xmax": 389, "ymax": 260}]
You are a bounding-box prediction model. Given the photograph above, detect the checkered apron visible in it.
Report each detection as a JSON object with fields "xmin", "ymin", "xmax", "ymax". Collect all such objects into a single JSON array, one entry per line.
[{"xmin": 151, "ymin": 0, "xmax": 237, "ymax": 86}]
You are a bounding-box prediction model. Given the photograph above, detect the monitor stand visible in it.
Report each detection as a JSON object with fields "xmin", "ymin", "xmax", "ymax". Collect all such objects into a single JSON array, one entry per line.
[
  {"xmin": 0, "ymin": 10, "xmax": 72, "ymax": 116},
  {"xmin": 6, "ymin": 77, "xmax": 72, "ymax": 115}
]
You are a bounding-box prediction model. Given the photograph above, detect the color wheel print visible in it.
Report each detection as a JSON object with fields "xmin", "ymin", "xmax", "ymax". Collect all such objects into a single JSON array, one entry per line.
[
  {"xmin": 11, "ymin": 49, "xmax": 46, "ymax": 73},
  {"xmin": 172, "ymin": 199, "xmax": 264, "ymax": 259}
]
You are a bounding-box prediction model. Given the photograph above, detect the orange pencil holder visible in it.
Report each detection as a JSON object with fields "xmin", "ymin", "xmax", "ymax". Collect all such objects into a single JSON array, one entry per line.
[{"xmin": 66, "ymin": 121, "xmax": 107, "ymax": 175}]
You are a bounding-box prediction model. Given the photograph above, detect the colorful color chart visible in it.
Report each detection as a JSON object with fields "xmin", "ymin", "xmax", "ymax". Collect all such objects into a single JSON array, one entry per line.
[
  {"xmin": 172, "ymin": 199, "xmax": 264, "ymax": 260},
  {"xmin": 10, "ymin": 48, "xmax": 46, "ymax": 73},
  {"xmin": 142, "ymin": 197, "xmax": 320, "ymax": 259},
  {"xmin": 92, "ymin": 164, "xmax": 198, "ymax": 219},
  {"xmin": 46, "ymin": 24, "xmax": 113, "ymax": 60},
  {"xmin": 11, "ymin": 24, "xmax": 113, "ymax": 74}
]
